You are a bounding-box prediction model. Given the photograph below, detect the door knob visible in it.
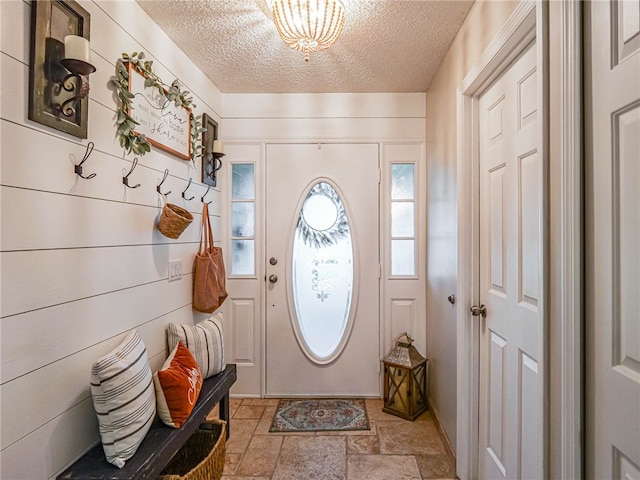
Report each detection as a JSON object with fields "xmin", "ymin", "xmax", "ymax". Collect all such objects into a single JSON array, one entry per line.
[
  {"xmin": 470, "ymin": 304, "xmax": 487, "ymax": 317},
  {"xmin": 269, "ymin": 274, "xmax": 278, "ymax": 284}
]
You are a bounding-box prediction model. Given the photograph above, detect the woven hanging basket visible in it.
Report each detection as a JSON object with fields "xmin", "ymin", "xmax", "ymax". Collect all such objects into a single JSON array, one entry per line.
[
  {"xmin": 158, "ymin": 203, "xmax": 193, "ymax": 239},
  {"xmin": 159, "ymin": 420, "xmax": 226, "ymax": 480}
]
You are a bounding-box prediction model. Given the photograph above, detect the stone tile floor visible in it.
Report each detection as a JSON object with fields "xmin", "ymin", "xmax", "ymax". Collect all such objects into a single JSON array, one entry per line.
[{"xmin": 219, "ymin": 398, "xmax": 457, "ymax": 480}]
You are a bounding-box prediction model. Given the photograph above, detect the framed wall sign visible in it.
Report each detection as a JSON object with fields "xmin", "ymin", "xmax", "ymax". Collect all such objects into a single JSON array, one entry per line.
[
  {"xmin": 202, "ymin": 113, "xmax": 222, "ymax": 187},
  {"xmin": 28, "ymin": 0, "xmax": 91, "ymax": 138},
  {"xmin": 127, "ymin": 64, "xmax": 192, "ymax": 160}
]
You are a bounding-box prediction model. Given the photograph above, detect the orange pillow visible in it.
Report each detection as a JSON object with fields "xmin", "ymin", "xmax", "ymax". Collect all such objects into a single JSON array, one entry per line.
[{"xmin": 153, "ymin": 341, "xmax": 203, "ymax": 428}]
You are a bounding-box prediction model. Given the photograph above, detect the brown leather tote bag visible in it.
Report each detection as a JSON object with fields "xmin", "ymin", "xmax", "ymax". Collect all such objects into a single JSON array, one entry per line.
[{"xmin": 192, "ymin": 202, "xmax": 228, "ymax": 313}]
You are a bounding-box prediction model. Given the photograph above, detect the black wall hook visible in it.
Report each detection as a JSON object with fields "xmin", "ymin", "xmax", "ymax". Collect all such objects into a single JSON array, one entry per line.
[
  {"xmin": 201, "ymin": 184, "xmax": 212, "ymax": 204},
  {"xmin": 157, "ymin": 169, "xmax": 171, "ymax": 196},
  {"xmin": 182, "ymin": 177, "xmax": 195, "ymax": 201},
  {"xmin": 123, "ymin": 157, "xmax": 141, "ymax": 188},
  {"xmin": 74, "ymin": 142, "xmax": 97, "ymax": 179}
]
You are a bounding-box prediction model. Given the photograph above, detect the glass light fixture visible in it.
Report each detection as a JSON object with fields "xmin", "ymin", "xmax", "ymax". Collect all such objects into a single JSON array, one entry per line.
[{"xmin": 267, "ymin": 0, "xmax": 346, "ymax": 62}]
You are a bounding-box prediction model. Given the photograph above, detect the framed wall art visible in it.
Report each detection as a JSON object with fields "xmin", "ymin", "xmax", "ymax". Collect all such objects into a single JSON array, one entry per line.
[
  {"xmin": 112, "ymin": 51, "xmax": 202, "ymax": 162},
  {"xmin": 127, "ymin": 63, "xmax": 191, "ymax": 160}
]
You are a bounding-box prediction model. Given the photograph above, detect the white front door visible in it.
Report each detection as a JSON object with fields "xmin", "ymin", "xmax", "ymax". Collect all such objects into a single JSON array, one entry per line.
[
  {"xmin": 586, "ymin": 0, "xmax": 640, "ymax": 477},
  {"xmin": 265, "ymin": 143, "xmax": 380, "ymax": 396},
  {"xmin": 477, "ymin": 41, "xmax": 542, "ymax": 479}
]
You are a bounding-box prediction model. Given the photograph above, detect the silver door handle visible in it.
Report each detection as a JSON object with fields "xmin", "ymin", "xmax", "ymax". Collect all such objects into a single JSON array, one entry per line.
[
  {"xmin": 269, "ymin": 274, "xmax": 278, "ymax": 284},
  {"xmin": 470, "ymin": 304, "xmax": 487, "ymax": 317}
]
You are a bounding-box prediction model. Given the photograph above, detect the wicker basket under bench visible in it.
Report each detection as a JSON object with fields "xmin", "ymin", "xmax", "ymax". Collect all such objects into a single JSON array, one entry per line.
[{"xmin": 57, "ymin": 364, "xmax": 236, "ymax": 480}]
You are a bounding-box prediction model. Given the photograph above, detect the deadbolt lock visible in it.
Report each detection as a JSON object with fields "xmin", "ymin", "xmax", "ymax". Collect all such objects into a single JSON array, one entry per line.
[
  {"xmin": 470, "ymin": 304, "xmax": 487, "ymax": 318},
  {"xmin": 269, "ymin": 257, "xmax": 278, "ymax": 266}
]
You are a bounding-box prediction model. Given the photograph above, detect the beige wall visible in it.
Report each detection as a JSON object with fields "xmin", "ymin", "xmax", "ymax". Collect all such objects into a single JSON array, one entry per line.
[{"xmin": 424, "ymin": 0, "xmax": 519, "ymax": 452}]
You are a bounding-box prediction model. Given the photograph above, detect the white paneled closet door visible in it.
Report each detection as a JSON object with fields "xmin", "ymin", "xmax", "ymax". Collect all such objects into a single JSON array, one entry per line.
[
  {"xmin": 477, "ymin": 40, "xmax": 542, "ymax": 479},
  {"xmin": 586, "ymin": 0, "xmax": 640, "ymax": 478}
]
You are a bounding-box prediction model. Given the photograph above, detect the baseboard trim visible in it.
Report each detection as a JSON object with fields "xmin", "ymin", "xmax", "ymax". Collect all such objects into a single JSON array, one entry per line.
[{"xmin": 428, "ymin": 396, "xmax": 457, "ymax": 463}]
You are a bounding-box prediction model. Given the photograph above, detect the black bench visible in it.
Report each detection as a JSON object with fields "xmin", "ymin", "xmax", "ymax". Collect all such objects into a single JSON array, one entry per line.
[{"xmin": 57, "ymin": 364, "xmax": 236, "ymax": 480}]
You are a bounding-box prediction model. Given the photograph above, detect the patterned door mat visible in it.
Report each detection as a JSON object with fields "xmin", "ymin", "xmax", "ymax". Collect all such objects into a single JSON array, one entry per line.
[{"xmin": 269, "ymin": 398, "xmax": 370, "ymax": 433}]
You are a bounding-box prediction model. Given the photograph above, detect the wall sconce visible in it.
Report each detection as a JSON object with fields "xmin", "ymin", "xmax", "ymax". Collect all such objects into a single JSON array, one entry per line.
[
  {"xmin": 207, "ymin": 141, "xmax": 225, "ymax": 187},
  {"xmin": 50, "ymin": 35, "xmax": 96, "ymax": 118},
  {"xmin": 202, "ymin": 113, "xmax": 224, "ymax": 187},
  {"xmin": 29, "ymin": 0, "xmax": 94, "ymax": 139}
]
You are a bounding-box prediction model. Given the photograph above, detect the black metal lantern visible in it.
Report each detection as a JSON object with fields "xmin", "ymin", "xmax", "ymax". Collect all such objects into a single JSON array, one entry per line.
[{"xmin": 382, "ymin": 332, "xmax": 428, "ymax": 421}]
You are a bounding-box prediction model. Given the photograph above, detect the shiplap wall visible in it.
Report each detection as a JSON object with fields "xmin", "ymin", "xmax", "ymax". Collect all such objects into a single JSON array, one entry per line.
[{"xmin": 0, "ymin": 1, "xmax": 223, "ymax": 478}]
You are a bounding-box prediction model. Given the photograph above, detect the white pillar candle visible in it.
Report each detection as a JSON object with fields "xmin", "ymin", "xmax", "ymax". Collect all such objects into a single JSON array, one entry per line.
[
  {"xmin": 64, "ymin": 35, "xmax": 91, "ymax": 63},
  {"xmin": 212, "ymin": 140, "xmax": 224, "ymax": 154}
]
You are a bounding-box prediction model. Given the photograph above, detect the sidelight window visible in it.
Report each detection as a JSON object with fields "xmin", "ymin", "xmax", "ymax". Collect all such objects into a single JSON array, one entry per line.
[
  {"xmin": 391, "ymin": 163, "xmax": 416, "ymax": 276},
  {"xmin": 231, "ymin": 163, "xmax": 255, "ymax": 275}
]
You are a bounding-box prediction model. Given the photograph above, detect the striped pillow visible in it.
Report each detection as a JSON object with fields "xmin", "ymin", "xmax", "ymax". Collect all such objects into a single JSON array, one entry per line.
[
  {"xmin": 167, "ymin": 314, "xmax": 225, "ymax": 379},
  {"xmin": 90, "ymin": 330, "xmax": 156, "ymax": 469}
]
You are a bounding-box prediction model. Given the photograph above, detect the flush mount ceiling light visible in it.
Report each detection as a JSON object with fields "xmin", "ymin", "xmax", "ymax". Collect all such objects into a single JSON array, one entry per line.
[{"xmin": 267, "ymin": 0, "xmax": 346, "ymax": 62}]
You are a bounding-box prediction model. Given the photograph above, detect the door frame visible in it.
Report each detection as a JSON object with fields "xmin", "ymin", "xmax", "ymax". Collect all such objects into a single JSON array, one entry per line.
[
  {"xmin": 455, "ymin": 0, "xmax": 550, "ymax": 478},
  {"xmin": 455, "ymin": 0, "xmax": 583, "ymax": 478},
  {"xmin": 554, "ymin": 2, "xmax": 582, "ymax": 478}
]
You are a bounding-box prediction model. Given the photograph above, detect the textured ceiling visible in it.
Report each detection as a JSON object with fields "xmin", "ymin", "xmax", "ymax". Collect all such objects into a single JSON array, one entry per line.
[{"xmin": 136, "ymin": 0, "xmax": 474, "ymax": 94}]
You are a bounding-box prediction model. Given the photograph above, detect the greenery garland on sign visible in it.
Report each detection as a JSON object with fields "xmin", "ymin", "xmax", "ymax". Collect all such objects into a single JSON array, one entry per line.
[
  {"xmin": 109, "ymin": 51, "xmax": 204, "ymax": 163},
  {"xmin": 297, "ymin": 183, "xmax": 349, "ymax": 249}
]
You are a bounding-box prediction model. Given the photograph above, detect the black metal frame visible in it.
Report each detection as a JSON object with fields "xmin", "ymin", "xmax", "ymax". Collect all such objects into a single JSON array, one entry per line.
[
  {"xmin": 202, "ymin": 113, "xmax": 224, "ymax": 187},
  {"xmin": 28, "ymin": 0, "xmax": 92, "ymax": 138}
]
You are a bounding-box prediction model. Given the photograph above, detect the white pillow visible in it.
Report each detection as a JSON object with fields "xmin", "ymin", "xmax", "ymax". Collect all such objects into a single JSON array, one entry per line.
[
  {"xmin": 90, "ymin": 330, "xmax": 156, "ymax": 468},
  {"xmin": 167, "ymin": 313, "xmax": 225, "ymax": 379}
]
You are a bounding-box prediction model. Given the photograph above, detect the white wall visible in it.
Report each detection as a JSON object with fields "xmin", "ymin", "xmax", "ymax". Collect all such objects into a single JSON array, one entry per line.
[
  {"xmin": 220, "ymin": 93, "xmax": 426, "ymax": 396},
  {"xmin": 424, "ymin": 0, "xmax": 519, "ymax": 452},
  {"xmin": 0, "ymin": 1, "xmax": 223, "ymax": 478},
  {"xmin": 222, "ymin": 92, "xmax": 426, "ymax": 142}
]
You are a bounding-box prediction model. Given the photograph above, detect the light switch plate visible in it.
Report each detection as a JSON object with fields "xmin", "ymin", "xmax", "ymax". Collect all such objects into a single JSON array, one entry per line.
[{"xmin": 168, "ymin": 260, "xmax": 183, "ymax": 282}]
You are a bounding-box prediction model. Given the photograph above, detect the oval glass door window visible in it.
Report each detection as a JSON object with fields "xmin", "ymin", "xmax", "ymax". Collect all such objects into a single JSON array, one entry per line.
[{"xmin": 291, "ymin": 182, "xmax": 354, "ymax": 363}]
